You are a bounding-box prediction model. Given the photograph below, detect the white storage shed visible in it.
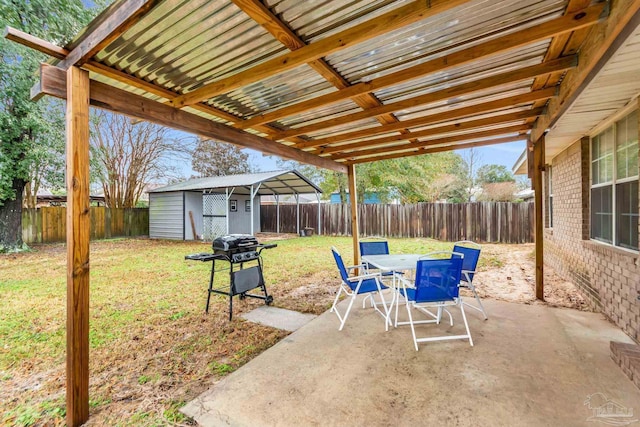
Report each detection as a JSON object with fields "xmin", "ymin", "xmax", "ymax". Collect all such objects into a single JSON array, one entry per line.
[{"xmin": 148, "ymin": 170, "xmax": 322, "ymax": 240}]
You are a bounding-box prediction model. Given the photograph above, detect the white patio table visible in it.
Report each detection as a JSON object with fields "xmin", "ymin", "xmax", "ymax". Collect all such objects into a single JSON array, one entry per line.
[
  {"xmin": 361, "ymin": 254, "xmax": 422, "ymax": 273},
  {"xmin": 361, "ymin": 254, "xmax": 424, "ymax": 326}
]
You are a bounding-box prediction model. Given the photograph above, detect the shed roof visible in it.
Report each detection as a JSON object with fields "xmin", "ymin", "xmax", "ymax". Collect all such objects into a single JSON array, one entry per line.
[
  {"xmin": 148, "ymin": 170, "xmax": 322, "ymax": 195},
  {"xmin": 13, "ymin": 0, "xmax": 630, "ymax": 173}
]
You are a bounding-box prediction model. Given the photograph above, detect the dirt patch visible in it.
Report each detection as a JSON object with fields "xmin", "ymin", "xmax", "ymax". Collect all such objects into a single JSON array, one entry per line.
[{"xmin": 474, "ymin": 243, "xmax": 590, "ymax": 311}]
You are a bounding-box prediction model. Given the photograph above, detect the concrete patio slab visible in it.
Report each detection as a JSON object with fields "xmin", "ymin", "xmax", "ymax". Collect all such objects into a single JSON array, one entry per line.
[
  {"xmin": 183, "ymin": 299, "xmax": 640, "ymax": 427},
  {"xmin": 240, "ymin": 306, "xmax": 317, "ymax": 332}
]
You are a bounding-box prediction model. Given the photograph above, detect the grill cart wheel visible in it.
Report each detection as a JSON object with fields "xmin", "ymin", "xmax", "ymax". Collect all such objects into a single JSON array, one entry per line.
[
  {"xmin": 239, "ymin": 293, "xmax": 246, "ymax": 300},
  {"xmin": 265, "ymin": 295, "xmax": 274, "ymax": 305}
]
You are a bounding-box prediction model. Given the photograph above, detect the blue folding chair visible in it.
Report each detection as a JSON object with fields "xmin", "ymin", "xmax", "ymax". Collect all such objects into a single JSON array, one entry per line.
[
  {"xmin": 359, "ymin": 239, "xmax": 403, "ymax": 309},
  {"xmin": 360, "ymin": 239, "xmax": 403, "ymax": 277},
  {"xmin": 452, "ymin": 240, "xmax": 487, "ymax": 319},
  {"xmin": 395, "ymin": 252, "xmax": 473, "ymax": 350},
  {"xmin": 331, "ymin": 247, "xmax": 390, "ymax": 331}
]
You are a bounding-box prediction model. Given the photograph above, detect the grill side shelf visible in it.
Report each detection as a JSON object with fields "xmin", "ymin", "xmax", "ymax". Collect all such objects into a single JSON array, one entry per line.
[{"xmin": 185, "ymin": 253, "xmax": 228, "ymax": 262}]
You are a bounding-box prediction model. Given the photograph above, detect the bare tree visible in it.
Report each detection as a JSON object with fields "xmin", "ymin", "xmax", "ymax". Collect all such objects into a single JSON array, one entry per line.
[
  {"xmin": 192, "ymin": 138, "xmax": 251, "ymax": 177},
  {"xmin": 91, "ymin": 110, "xmax": 191, "ymax": 208},
  {"xmin": 478, "ymin": 181, "xmax": 517, "ymax": 201},
  {"xmin": 459, "ymin": 148, "xmax": 482, "ymax": 202}
]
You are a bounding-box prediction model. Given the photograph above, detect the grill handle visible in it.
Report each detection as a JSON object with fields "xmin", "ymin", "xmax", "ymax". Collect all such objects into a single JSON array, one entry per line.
[{"xmin": 259, "ymin": 243, "xmax": 277, "ymax": 254}]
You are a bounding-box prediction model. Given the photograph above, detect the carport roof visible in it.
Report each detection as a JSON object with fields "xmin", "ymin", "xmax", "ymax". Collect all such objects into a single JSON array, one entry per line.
[{"xmin": 148, "ymin": 170, "xmax": 322, "ymax": 195}]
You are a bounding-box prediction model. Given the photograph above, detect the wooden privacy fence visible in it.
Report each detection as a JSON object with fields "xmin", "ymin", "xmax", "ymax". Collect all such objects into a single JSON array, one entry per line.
[
  {"xmin": 260, "ymin": 202, "xmax": 534, "ymax": 243},
  {"xmin": 22, "ymin": 207, "xmax": 149, "ymax": 243}
]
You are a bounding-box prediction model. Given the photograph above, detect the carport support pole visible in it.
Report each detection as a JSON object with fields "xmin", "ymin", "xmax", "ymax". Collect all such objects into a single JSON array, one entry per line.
[
  {"xmin": 315, "ymin": 191, "xmax": 321, "ymax": 235},
  {"xmin": 225, "ymin": 188, "xmax": 230, "ymax": 235},
  {"xmin": 296, "ymin": 193, "xmax": 300, "ymax": 235},
  {"xmin": 347, "ymin": 164, "xmax": 360, "ymax": 266},
  {"xmin": 66, "ymin": 66, "xmax": 90, "ymax": 426},
  {"xmin": 532, "ymin": 134, "xmax": 545, "ymax": 301},
  {"xmin": 275, "ymin": 194, "xmax": 280, "ymax": 234}
]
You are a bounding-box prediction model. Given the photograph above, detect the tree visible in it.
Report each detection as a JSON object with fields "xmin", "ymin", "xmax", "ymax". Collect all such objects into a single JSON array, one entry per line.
[
  {"xmin": 378, "ymin": 152, "xmax": 467, "ymax": 203},
  {"xmin": 459, "ymin": 148, "xmax": 482, "ymax": 202},
  {"xmin": 0, "ymin": 0, "xmax": 105, "ymax": 251},
  {"xmin": 476, "ymin": 164, "xmax": 517, "ymax": 201},
  {"xmin": 22, "ymin": 100, "xmax": 67, "ymax": 208},
  {"xmin": 478, "ymin": 181, "xmax": 518, "ymax": 202},
  {"xmin": 192, "ymin": 138, "xmax": 252, "ymax": 177},
  {"xmin": 476, "ymin": 164, "xmax": 515, "ymax": 184},
  {"xmin": 91, "ymin": 110, "xmax": 191, "ymax": 208}
]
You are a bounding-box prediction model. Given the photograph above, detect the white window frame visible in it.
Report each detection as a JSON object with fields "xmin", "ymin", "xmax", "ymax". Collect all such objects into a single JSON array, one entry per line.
[
  {"xmin": 547, "ymin": 165, "xmax": 553, "ymax": 228},
  {"xmin": 589, "ymin": 107, "xmax": 638, "ymax": 252}
]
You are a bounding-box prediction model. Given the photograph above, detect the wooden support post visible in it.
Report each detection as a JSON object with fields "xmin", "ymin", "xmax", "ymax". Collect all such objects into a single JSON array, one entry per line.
[
  {"xmin": 532, "ymin": 134, "xmax": 545, "ymax": 301},
  {"xmin": 66, "ymin": 66, "xmax": 90, "ymax": 426},
  {"xmin": 347, "ymin": 164, "xmax": 360, "ymax": 266}
]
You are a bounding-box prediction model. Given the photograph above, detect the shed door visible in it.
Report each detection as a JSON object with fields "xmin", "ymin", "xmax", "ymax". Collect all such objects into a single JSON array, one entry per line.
[{"xmin": 203, "ymin": 193, "xmax": 227, "ymax": 240}]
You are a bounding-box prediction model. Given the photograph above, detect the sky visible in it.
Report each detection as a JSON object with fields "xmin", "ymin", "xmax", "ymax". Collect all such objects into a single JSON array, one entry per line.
[
  {"xmin": 171, "ymin": 135, "xmax": 528, "ymax": 182},
  {"xmin": 237, "ymin": 139, "xmax": 527, "ymax": 175}
]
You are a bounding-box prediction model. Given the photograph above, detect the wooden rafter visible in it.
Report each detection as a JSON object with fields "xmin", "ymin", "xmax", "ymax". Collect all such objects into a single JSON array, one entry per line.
[
  {"xmin": 81, "ymin": 62, "xmax": 286, "ymax": 138},
  {"xmin": 331, "ymin": 125, "xmax": 530, "ymax": 161},
  {"xmin": 4, "ymin": 27, "xmax": 279, "ymax": 133},
  {"xmin": 3, "ymin": 27, "xmax": 69, "ymax": 59},
  {"xmin": 230, "ymin": 0, "xmax": 420, "ymax": 143},
  {"xmin": 37, "ymin": 64, "xmax": 347, "ymax": 173},
  {"xmin": 294, "ymin": 88, "xmax": 557, "ymax": 149},
  {"xmin": 59, "ymin": 0, "xmax": 158, "ymax": 69},
  {"xmin": 169, "ymin": 0, "xmax": 470, "ymax": 108},
  {"xmin": 347, "ymin": 135, "xmax": 527, "ymax": 164},
  {"xmin": 238, "ymin": 3, "xmax": 605, "ymax": 131},
  {"xmin": 529, "ymin": 0, "xmax": 593, "ymax": 114},
  {"xmin": 314, "ymin": 109, "xmax": 543, "ymax": 156},
  {"xmin": 531, "ymin": 0, "xmax": 640, "ymax": 142},
  {"xmin": 277, "ymin": 56, "xmax": 577, "ymax": 140}
]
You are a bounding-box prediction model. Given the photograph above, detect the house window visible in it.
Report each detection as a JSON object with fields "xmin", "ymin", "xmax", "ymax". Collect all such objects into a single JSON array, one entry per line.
[
  {"xmin": 590, "ymin": 110, "xmax": 638, "ymax": 250},
  {"xmin": 547, "ymin": 166, "xmax": 553, "ymax": 228},
  {"xmin": 245, "ymin": 200, "xmax": 251, "ymax": 212},
  {"xmin": 229, "ymin": 199, "xmax": 237, "ymax": 212}
]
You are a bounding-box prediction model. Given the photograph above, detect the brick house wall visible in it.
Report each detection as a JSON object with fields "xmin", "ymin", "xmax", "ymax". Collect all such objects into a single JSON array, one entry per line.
[{"xmin": 543, "ymin": 104, "xmax": 640, "ymax": 342}]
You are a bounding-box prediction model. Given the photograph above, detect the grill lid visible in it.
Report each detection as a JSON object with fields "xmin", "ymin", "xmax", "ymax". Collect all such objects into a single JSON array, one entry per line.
[{"xmin": 212, "ymin": 234, "xmax": 259, "ymax": 252}]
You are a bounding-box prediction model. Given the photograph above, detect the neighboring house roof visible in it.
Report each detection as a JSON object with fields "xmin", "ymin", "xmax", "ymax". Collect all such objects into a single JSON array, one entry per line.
[
  {"xmin": 148, "ymin": 170, "xmax": 322, "ymax": 195},
  {"xmin": 514, "ymin": 188, "xmax": 534, "ymax": 200},
  {"xmin": 36, "ymin": 195, "xmax": 106, "ymax": 204}
]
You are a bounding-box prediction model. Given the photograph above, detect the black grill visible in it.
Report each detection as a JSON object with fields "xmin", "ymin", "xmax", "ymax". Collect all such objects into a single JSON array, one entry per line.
[
  {"xmin": 186, "ymin": 235, "xmax": 276, "ymax": 320},
  {"xmin": 212, "ymin": 234, "xmax": 261, "ymax": 263}
]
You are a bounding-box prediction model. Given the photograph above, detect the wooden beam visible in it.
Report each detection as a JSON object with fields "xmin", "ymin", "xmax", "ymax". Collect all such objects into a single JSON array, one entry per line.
[
  {"xmin": 315, "ymin": 109, "xmax": 543, "ymax": 155},
  {"xmin": 348, "ymin": 135, "xmax": 527, "ymax": 164},
  {"xmin": 81, "ymin": 62, "xmax": 240, "ymax": 123},
  {"xmin": 37, "ymin": 64, "xmax": 347, "ymax": 173},
  {"xmin": 529, "ymin": 0, "xmax": 593, "ymax": 110},
  {"xmin": 3, "ymin": 26, "xmax": 69, "ymax": 59},
  {"xmin": 532, "ymin": 134, "xmax": 545, "ymax": 300},
  {"xmin": 231, "ymin": 0, "xmax": 416, "ymax": 142},
  {"xmin": 170, "ymin": 0, "xmax": 470, "ymax": 108},
  {"xmin": 347, "ymin": 164, "xmax": 360, "ymax": 266},
  {"xmin": 65, "ymin": 66, "xmax": 91, "ymax": 427},
  {"xmin": 295, "ymin": 88, "xmax": 557, "ymax": 149},
  {"xmin": 59, "ymin": 0, "xmax": 158, "ymax": 69},
  {"xmin": 238, "ymin": 3, "xmax": 605, "ymax": 130},
  {"xmin": 332, "ymin": 124, "xmax": 530, "ymax": 160},
  {"xmin": 277, "ymin": 55, "xmax": 577, "ymax": 140},
  {"xmin": 531, "ymin": 0, "xmax": 640, "ymax": 142}
]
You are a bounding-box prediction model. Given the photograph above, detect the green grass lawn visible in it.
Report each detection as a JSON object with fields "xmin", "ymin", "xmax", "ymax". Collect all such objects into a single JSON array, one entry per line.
[{"xmin": 0, "ymin": 235, "xmax": 480, "ymax": 426}]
